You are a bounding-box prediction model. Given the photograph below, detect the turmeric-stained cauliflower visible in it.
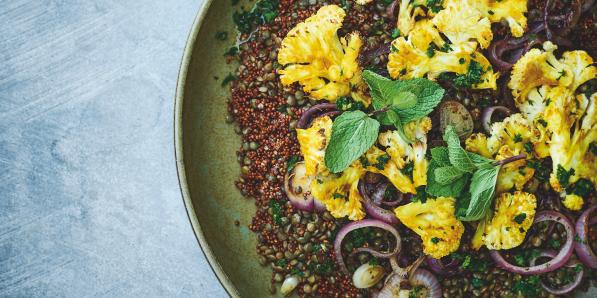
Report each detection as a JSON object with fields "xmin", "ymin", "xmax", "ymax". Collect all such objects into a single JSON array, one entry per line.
[
  {"xmin": 483, "ymin": 0, "xmax": 528, "ymax": 37},
  {"xmin": 545, "ymin": 92, "xmax": 597, "ymax": 192},
  {"xmin": 486, "ymin": 113, "xmax": 543, "ymax": 156},
  {"xmin": 560, "ymin": 50, "xmax": 597, "ymax": 91},
  {"xmin": 362, "ymin": 146, "xmax": 417, "ymax": 195},
  {"xmin": 296, "ymin": 116, "xmax": 333, "ymax": 176},
  {"xmin": 278, "ymin": 5, "xmax": 364, "ymax": 102},
  {"xmin": 494, "ymin": 146, "xmax": 535, "ymax": 194},
  {"xmin": 397, "ymin": 0, "xmax": 427, "ymax": 36},
  {"xmin": 562, "ymin": 194, "xmax": 584, "ymax": 211},
  {"xmin": 374, "ymin": 117, "xmax": 433, "ymax": 193},
  {"xmin": 432, "ymin": 1, "xmax": 493, "ymax": 48},
  {"xmin": 394, "ymin": 197, "xmax": 465, "ymax": 258},
  {"xmin": 483, "ymin": 191, "xmax": 537, "ymax": 250},
  {"xmin": 508, "ymin": 42, "xmax": 573, "ymax": 101},
  {"xmin": 310, "ymin": 166, "xmax": 366, "ymax": 220}
]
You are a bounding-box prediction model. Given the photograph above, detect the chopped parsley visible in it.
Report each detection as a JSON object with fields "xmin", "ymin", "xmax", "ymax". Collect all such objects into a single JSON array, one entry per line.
[
  {"xmin": 374, "ymin": 154, "xmax": 391, "ymax": 170},
  {"xmin": 233, "ymin": 0, "xmax": 279, "ymax": 34},
  {"xmin": 275, "ymin": 259, "xmax": 287, "ymax": 267},
  {"xmin": 513, "ymin": 133, "xmax": 523, "ymax": 143},
  {"xmin": 268, "ymin": 199, "xmax": 284, "ymax": 225},
  {"xmin": 513, "ymin": 249, "xmax": 541, "ymax": 266},
  {"xmin": 513, "ymin": 213, "xmax": 526, "ymax": 224},
  {"xmin": 452, "ymin": 61, "xmax": 484, "ymax": 89},
  {"xmin": 412, "ymin": 185, "xmax": 428, "ymax": 203},
  {"xmin": 512, "ymin": 276, "xmax": 541, "ymax": 297},
  {"xmin": 431, "ymin": 237, "xmax": 441, "ymax": 244},
  {"xmin": 360, "ymin": 156, "xmax": 371, "ymax": 167},
  {"xmin": 471, "ymin": 277, "xmax": 486, "ymax": 288},
  {"xmin": 332, "ymin": 192, "xmax": 346, "ymax": 200},
  {"xmin": 336, "ymin": 96, "xmax": 365, "ymax": 111},
  {"xmin": 549, "ymin": 238, "xmax": 561, "ymax": 249},
  {"xmin": 459, "ymin": 57, "xmax": 466, "ymax": 64},
  {"xmin": 524, "ymin": 142, "xmax": 533, "ymax": 154},
  {"xmin": 401, "ymin": 161, "xmax": 414, "ymax": 177},
  {"xmin": 567, "ymin": 178, "xmax": 595, "ymax": 197},
  {"xmin": 222, "ymin": 73, "xmax": 237, "ymax": 86},
  {"xmin": 556, "ymin": 165, "xmax": 575, "ymax": 189},
  {"xmin": 426, "ymin": 45, "xmax": 436, "ymax": 58},
  {"xmin": 537, "ymin": 118, "xmax": 548, "ymax": 127},
  {"xmin": 590, "ymin": 141, "xmax": 597, "ymax": 155},
  {"xmin": 391, "ymin": 28, "xmax": 401, "ymax": 38},
  {"xmin": 527, "ymin": 159, "xmax": 550, "ymax": 182},
  {"xmin": 286, "ymin": 155, "xmax": 300, "ymax": 172},
  {"xmin": 368, "ymin": 257, "xmax": 380, "ymax": 266},
  {"xmin": 426, "ymin": 0, "xmax": 444, "ymax": 13}
]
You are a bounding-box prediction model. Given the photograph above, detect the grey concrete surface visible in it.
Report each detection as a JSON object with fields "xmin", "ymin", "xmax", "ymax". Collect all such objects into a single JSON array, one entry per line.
[{"xmin": 0, "ymin": 1, "xmax": 227, "ymax": 297}]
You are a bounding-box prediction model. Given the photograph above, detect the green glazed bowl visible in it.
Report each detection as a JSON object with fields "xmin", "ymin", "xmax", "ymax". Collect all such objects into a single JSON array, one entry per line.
[{"xmin": 174, "ymin": 1, "xmax": 596, "ymax": 297}]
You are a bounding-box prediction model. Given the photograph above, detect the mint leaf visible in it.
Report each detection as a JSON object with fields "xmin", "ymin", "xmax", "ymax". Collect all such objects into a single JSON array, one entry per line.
[
  {"xmin": 444, "ymin": 126, "xmax": 476, "ymax": 173},
  {"xmin": 434, "ymin": 166, "xmax": 465, "ymax": 184},
  {"xmin": 427, "ymin": 159, "xmax": 470, "ymax": 197},
  {"xmin": 324, "ymin": 111, "xmax": 380, "ymax": 173},
  {"xmin": 460, "ymin": 165, "xmax": 500, "ymax": 221},
  {"xmin": 363, "ymin": 70, "xmax": 444, "ymax": 124},
  {"xmin": 430, "ymin": 147, "xmax": 450, "ymax": 166},
  {"xmin": 384, "ymin": 110, "xmax": 413, "ymax": 143}
]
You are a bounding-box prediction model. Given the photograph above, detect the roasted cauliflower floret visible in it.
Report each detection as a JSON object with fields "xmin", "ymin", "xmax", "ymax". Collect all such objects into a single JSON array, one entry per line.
[
  {"xmin": 560, "ymin": 50, "xmax": 597, "ymax": 91},
  {"xmin": 508, "ymin": 42, "xmax": 573, "ymax": 100},
  {"xmin": 484, "ymin": 0, "xmax": 528, "ymax": 37},
  {"xmin": 483, "ymin": 191, "xmax": 537, "ymax": 250},
  {"xmin": 486, "ymin": 113, "xmax": 538, "ymax": 156},
  {"xmin": 397, "ymin": 0, "xmax": 428, "ymax": 36},
  {"xmin": 432, "ymin": 1, "xmax": 493, "ymax": 49},
  {"xmin": 545, "ymin": 92, "xmax": 597, "ymax": 192},
  {"xmin": 376, "ymin": 117, "xmax": 432, "ymax": 193},
  {"xmin": 362, "ymin": 146, "xmax": 416, "ymax": 194},
  {"xmin": 278, "ymin": 5, "xmax": 364, "ymax": 102},
  {"xmin": 310, "ymin": 166, "xmax": 366, "ymax": 220},
  {"xmin": 394, "ymin": 197, "xmax": 465, "ymax": 258},
  {"xmin": 296, "ymin": 116, "xmax": 333, "ymax": 176},
  {"xmin": 494, "ymin": 146, "xmax": 535, "ymax": 194},
  {"xmin": 562, "ymin": 194, "xmax": 584, "ymax": 211},
  {"xmin": 465, "ymin": 133, "xmax": 492, "ymax": 158}
]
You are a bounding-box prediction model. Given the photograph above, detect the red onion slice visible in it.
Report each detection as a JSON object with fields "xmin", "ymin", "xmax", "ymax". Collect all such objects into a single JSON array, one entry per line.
[
  {"xmin": 410, "ymin": 269, "xmax": 442, "ymax": 298},
  {"xmin": 296, "ymin": 103, "xmax": 338, "ymax": 129},
  {"xmin": 359, "ymin": 180, "xmax": 400, "ymax": 224},
  {"xmin": 575, "ymin": 204, "xmax": 597, "ymax": 269},
  {"xmin": 481, "ymin": 106, "xmax": 512, "ymax": 133},
  {"xmin": 334, "ymin": 219, "xmax": 402, "ymax": 275},
  {"xmin": 489, "ymin": 211, "xmax": 575, "ymax": 275},
  {"xmin": 529, "ymin": 250, "xmax": 584, "ymax": 295},
  {"xmin": 284, "ymin": 162, "xmax": 314, "ymax": 212},
  {"xmin": 425, "ymin": 256, "xmax": 461, "ymax": 276}
]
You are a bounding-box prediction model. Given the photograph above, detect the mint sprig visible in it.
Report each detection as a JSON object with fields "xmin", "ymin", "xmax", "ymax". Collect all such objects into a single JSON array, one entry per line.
[
  {"xmin": 323, "ymin": 71, "xmax": 445, "ymax": 173},
  {"xmin": 427, "ymin": 126, "xmax": 525, "ymax": 221}
]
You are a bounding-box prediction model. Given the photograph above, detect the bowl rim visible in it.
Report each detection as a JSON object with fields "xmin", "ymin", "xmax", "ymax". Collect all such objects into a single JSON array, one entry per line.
[{"xmin": 174, "ymin": 0, "xmax": 238, "ymax": 297}]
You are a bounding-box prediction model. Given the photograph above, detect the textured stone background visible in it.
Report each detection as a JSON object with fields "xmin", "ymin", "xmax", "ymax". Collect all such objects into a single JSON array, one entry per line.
[{"xmin": 0, "ymin": 1, "xmax": 227, "ymax": 297}]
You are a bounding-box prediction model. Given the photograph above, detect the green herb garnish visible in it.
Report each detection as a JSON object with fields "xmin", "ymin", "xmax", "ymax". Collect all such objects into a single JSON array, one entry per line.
[
  {"xmin": 556, "ymin": 165, "xmax": 575, "ymax": 189},
  {"xmin": 452, "ymin": 60, "xmax": 485, "ymax": 89},
  {"xmin": 233, "ymin": 0, "xmax": 279, "ymax": 34},
  {"xmin": 286, "ymin": 155, "xmax": 300, "ymax": 172},
  {"xmin": 513, "ymin": 213, "xmax": 526, "ymax": 224}
]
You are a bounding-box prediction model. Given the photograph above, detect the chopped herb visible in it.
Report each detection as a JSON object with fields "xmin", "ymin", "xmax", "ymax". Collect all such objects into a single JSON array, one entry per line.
[
  {"xmin": 222, "ymin": 73, "xmax": 237, "ymax": 86},
  {"xmin": 471, "ymin": 277, "xmax": 486, "ymax": 288},
  {"xmin": 512, "ymin": 276, "xmax": 541, "ymax": 297},
  {"xmin": 556, "ymin": 165, "xmax": 575, "ymax": 189},
  {"xmin": 524, "ymin": 142, "xmax": 533, "ymax": 154},
  {"xmin": 426, "ymin": 0, "xmax": 444, "ymax": 13},
  {"xmin": 426, "ymin": 45, "xmax": 436, "ymax": 58},
  {"xmin": 574, "ymin": 264, "xmax": 583, "ymax": 272},
  {"xmin": 268, "ymin": 199, "xmax": 284, "ymax": 225},
  {"xmin": 537, "ymin": 118, "xmax": 548, "ymax": 127},
  {"xmin": 583, "ymin": 84, "xmax": 594, "ymax": 99},
  {"xmin": 368, "ymin": 257, "xmax": 380, "ymax": 266},
  {"xmin": 401, "ymin": 161, "xmax": 415, "ymax": 177},
  {"xmin": 514, "ymin": 249, "xmax": 541, "ymax": 266},
  {"xmin": 391, "ymin": 28, "xmax": 401, "ymax": 38},
  {"xmin": 557, "ymin": 70, "xmax": 567, "ymax": 80},
  {"xmin": 336, "ymin": 96, "xmax": 365, "ymax": 111},
  {"xmin": 391, "ymin": 44, "xmax": 399, "ymax": 52},
  {"xmin": 590, "ymin": 142, "xmax": 597, "ymax": 155},
  {"xmin": 374, "ymin": 154, "xmax": 391, "ymax": 170},
  {"xmin": 488, "ymin": 10, "xmax": 494, "ymax": 15},
  {"xmin": 287, "ymin": 155, "xmax": 300, "ymax": 172},
  {"xmin": 215, "ymin": 31, "xmax": 228, "ymax": 40},
  {"xmin": 290, "ymin": 267, "xmax": 305, "ymax": 277},
  {"xmin": 360, "ymin": 156, "xmax": 371, "ymax": 167},
  {"xmin": 275, "ymin": 259, "xmax": 287, "ymax": 267},
  {"xmin": 513, "ymin": 213, "xmax": 526, "ymax": 224},
  {"xmin": 513, "ymin": 133, "xmax": 523, "ymax": 143},
  {"xmin": 549, "ymin": 238, "xmax": 561, "ymax": 249},
  {"xmin": 527, "ymin": 159, "xmax": 550, "ymax": 182},
  {"xmin": 339, "ymin": 0, "xmax": 351, "ymax": 10},
  {"xmin": 313, "ymin": 260, "xmax": 334, "ymax": 275},
  {"xmin": 431, "ymin": 237, "xmax": 441, "ymax": 244},
  {"xmin": 224, "ymin": 46, "xmax": 239, "ymax": 56},
  {"xmin": 412, "ymin": 185, "xmax": 428, "ymax": 203},
  {"xmin": 567, "ymin": 178, "xmax": 595, "ymax": 197},
  {"xmin": 453, "ymin": 61, "xmax": 484, "ymax": 89},
  {"xmin": 233, "ymin": 0, "xmax": 279, "ymax": 34},
  {"xmin": 348, "ymin": 228, "xmax": 369, "ymax": 247},
  {"xmin": 333, "ymin": 192, "xmax": 346, "ymax": 199},
  {"xmin": 459, "ymin": 58, "xmax": 466, "ymax": 64}
]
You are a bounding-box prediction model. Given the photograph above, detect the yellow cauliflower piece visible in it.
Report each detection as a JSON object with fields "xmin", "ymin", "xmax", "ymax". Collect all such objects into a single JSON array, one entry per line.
[
  {"xmin": 397, "ymin": 0, "xmax": 428, "ymax": 36},
  {"xmin": 494, "ymin": 146, "xmax": 535, "ymax": 194},
  {"xmin": 508, "ymin": 42, "xmax": 573, "ymax": 101},
  {"xmin": 362, "ymin": 146, "xmax": 416, "ymax": 194},
  {"xmin": 355, "ymin": 0, "xmax": 373, "ymax": 4},
  {"xmin": 394, "ymin": 197, "xmax": 465, "ymax": 258},
  {"xmin": 376, "ymin": 117, "xmax": 432, "ymax": 193},
  {"xmin": 560, "ymin": 50, "xmax": 597, "ymax": 91},
  {"xmin": 296, "ymin": 116, "xmax": 332, "ymax": 176},
  {"xmin": 432, "ymin": 0, "xmax": 493, "ymax": 49},
  {"xmin": 465, "ymin": 133, "xmax": 492, "ymax": 158},
  {"xmin": 562, "ymin": 194, "xmax": 584, "ymax": 211},
  {"xmin": 486, "ymin": 113, "xmax": 538, "ymax": 156},
  {"xmin": 483, "ymin": 191, "xmax": 537, "ymax": 250},
  {"xmin": 484, "ymin": 0, "xmax": 528, "ymax": 37},
  {"xmin": 546, "ymin": 92, "xmax": 597, "ymax": 192},
  {"xmin": 310, "ymin": 166, "xmax": 366, "ymax": 220},
  {"xmin": 278, "ymin": 5, "xmax": 364, "ymax": 102}
]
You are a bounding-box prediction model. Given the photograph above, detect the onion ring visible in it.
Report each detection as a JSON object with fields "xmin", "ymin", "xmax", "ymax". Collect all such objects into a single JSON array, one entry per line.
[
  {"xmin": 529, "ymin": 250, "xmax": 584, "ymax": 295},
  {"xmin": 359, "ymin": 180, "xmax": 400, "ymax": 224},
  {"xmin": 482, "ymin": 106, "xmax": 512, "ymax": 133},
  {"xmin": 575, "ymin": 204, "xmax": 597, "ymax": 269},
  {"xmin": 425, "ymin": 256, "xmax": 461, "ymax": 276},
  {"xmin": 334, "ymin": 219, "xmax": 402, "ymax": 275},
  {"xmin": 489, "ymin": 211, "xmax": 575, "ymax": 275},
  {"xmin": 296, "ymin": 103, "xmax": 338, "ymax": 129},
  {"xmin": 409, "ymin": 269, "xmax": 442, "ymax": 298}
]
